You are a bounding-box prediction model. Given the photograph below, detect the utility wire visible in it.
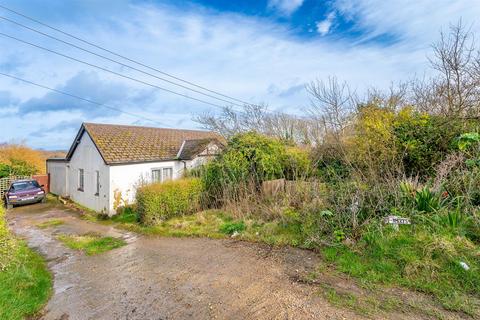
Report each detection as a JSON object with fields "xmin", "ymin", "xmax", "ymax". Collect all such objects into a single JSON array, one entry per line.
[
  {"xmin": 0, "ymin": 31, "xmax": 228, "ymax": 109},
  {"xmin": 0, "ymin": 15, "xmax": 244, "ymax": 107},
  {"xmin": 0, "ymin": 3, "xmax": 249, "ymax": 105},
  {"xmin": 0, "ymin": 71, "xmax": 173, "ymax": 127}
]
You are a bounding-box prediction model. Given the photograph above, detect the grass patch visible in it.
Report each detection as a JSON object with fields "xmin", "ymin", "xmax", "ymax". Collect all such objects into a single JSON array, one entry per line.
[
  {"xmin": 322, "ymin": 225, "xmax": 480, "ymax": 316},
  {"xmin": 0, "ymin": 243, "xmax": 52, "ymax": 320},
  {"xmin": 1, "ymin": 203, "xmax": 52, "ymax": 320},
  {"xmin": 110, "ymin": 207, "xmax": 138, "ymax": 224},
  {"xmin": 219, "ymin": 221, "xmax": 246, "ymax": 235},
  {"xmin": 319, "ymin": 284, "xmax": 403, "ymax": 317},
  {"xmin": 57, "ymin": 233, "xmax": 126, "ymax": 255},
  {"xmin": 36, "ymin": 219, "xmax": 64, "ymax": 229},
  {"xmin": 84, "ymin": 208, "xmax": 306, "ymax": 248},
  {"xmin": 98, "ymin": 209, "xmax": 307, "ymax": 247}
]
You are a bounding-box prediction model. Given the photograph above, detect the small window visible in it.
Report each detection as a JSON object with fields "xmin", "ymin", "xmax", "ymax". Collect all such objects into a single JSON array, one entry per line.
[
  {"xmin": 95, "ymin": 171, "xmax": 100, "ymax": 196},
  {"xmin": 163, "ymin": 167, "xmax": 173, "ymax": 181},
  {"xmin": 152, "ymin": 169, "xmax": 162, "ymax": 183},
  {"xmin": 151, "ymin": 167, "xmax": 173, "ymax": 183},
  {"xmin": 78, "ymin": 169, "xmax": 84, "ymax": 191}
]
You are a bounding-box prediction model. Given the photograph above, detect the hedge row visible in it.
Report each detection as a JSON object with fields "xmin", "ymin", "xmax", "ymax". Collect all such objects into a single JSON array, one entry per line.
[{"xmin": 136, "ymin": 178, "xmax": 203, "ymax": 225}]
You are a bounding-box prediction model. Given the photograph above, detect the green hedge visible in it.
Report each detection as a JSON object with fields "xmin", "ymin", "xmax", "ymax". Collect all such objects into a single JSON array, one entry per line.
[{"xmin": 136, "ymin": 178, "xmax": 203, "ymax": 225}]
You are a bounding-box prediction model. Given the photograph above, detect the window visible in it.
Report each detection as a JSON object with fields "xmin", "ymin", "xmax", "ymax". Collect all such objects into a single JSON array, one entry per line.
[
  {"xmin": 152, "ymin": 169, "xmax": 162, "ymax": 183},
  {"xmin": 11, "ymin": 180, "xmax": 40, "ymax": 191},
  {"xmin": 78, "ymin": 169, "xmax": 84, "ymax": 191},
  {"xmin": 151, "ymin": 167, "xmax": 173, "ymax": 183},
  {"xmin": 163, "ymin": 168, "xmax": 173, "ymax": 181},
  {"xmin": 95, "ymin": 171, "xmax": 100, "ymax": 196}
]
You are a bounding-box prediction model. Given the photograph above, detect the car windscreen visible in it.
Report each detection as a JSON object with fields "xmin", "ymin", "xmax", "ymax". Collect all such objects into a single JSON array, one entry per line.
[{"xmin": 11, "ymin": 181, "xmax": 40, "ymax": 191}]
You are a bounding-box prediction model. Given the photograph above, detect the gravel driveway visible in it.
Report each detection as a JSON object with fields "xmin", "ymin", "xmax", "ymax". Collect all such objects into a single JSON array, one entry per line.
[{"xmin": 7, "ymin": 202, "xmax": 360, "ymax": 320}]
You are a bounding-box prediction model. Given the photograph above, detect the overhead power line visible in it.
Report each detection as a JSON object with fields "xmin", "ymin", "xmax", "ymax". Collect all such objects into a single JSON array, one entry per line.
[
  {"xmin": 0, "ymin": 71, "xmax": 172, "ymax": 127},
  {"xmin": 0, "ymin": 15, "xmax": 244, "ymax": 107},
  {"xmin": 0, "ymin": 3, "xmax": 250, "ymax": 106},
  {"xmin": 0, "ymin": 31, "xmax": 228, "ymax": 109}
]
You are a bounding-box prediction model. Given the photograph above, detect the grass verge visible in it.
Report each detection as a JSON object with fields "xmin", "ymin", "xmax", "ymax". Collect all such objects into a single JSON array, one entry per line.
[
  {"xmin": 322, "ymin": 225, "xmax": 480, "ymax": 317},
  {"xmin": 86, "ymin": 209, "xmax": 306, "ymax": 247},
  {"xmin": 57, "ymin": 232, "xmax": 126, "ymax": 255},
  {"xmin": 0, "ymin": 243, "xmax": 52, "ymax": 320},
  {"xmin": 1, "ymin": 204, "xmax": 52, "ymax": 320}
]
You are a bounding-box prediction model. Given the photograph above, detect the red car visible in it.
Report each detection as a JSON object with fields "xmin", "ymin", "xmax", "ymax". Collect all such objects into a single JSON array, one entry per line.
[{"xmin": 4, "ymin": 179, "xmax": 46, "ymax": 209}]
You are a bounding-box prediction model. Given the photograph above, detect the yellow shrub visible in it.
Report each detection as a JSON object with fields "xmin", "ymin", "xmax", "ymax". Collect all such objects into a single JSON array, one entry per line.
[{"xmin": 0, "ymin": 143, "xmax": 45, "ymax": 174}]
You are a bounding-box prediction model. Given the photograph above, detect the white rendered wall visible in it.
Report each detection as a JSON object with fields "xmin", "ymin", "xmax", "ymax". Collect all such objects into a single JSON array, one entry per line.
[
  {"xmin": 46, "ymin": 161, "xmax": 67, "ymax": 196},
  {"xmin": 67, "ymin": 133, "xmax": 110, "ymax": 213},
  {"xmin": 108, "ymin": 160, "xmax": 186, "ymax": 214}
]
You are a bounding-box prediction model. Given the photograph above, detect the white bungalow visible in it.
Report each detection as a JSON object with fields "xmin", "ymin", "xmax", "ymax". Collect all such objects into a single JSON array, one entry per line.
[{"xmin": 47, "ymin": 123, "xmax": 222, "ymax": 215}]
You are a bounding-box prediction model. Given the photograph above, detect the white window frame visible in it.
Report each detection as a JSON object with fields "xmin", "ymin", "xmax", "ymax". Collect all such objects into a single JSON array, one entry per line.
[
  {"xmin": 162, "ymin": 167, "xmax": 173, "ymax": 181},
  {"xmin": 78, "ymin": 168, "xmax": 84, "ymax": 191},
  {"xmin": 95, "ymin": 170, "xmax": 100, "ymax": 196},
  {"xmin": 151, "ymin": 166, "xmax": 174, "ymax": 183}
]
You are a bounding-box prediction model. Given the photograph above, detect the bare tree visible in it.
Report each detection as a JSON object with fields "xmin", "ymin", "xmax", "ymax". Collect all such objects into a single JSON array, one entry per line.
[
  {"xmin": 428, "ymin": 20, "xmax": 480, "ymax": 116},
  {"xmin": 194, "ymin": 103, "xmax": 323, "ymax": 145},
  {"xmin": 305, "ymin": 76, "xmax": 356, "ymax": 139},
  {"xmin": 366, "ymin": 81, "xmax": 409, "ymax": 111}
]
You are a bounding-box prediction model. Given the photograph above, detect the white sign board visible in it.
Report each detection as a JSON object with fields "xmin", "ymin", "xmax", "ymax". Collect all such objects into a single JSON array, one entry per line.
[{"xmin": 383, "ymin": 215, "xmax": 411, "ymax": 230}]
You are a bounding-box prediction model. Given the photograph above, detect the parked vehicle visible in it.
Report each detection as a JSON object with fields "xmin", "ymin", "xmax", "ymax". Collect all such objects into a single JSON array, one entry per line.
[{"xmin": 4, "ymin": 179, "xmax": 46, "ymax": 209}]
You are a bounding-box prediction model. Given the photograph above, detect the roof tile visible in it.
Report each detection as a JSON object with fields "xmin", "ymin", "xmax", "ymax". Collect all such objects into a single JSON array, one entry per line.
[{"xmin": 82, "ymin": 123, "xmax": 222, "ymax": 164}]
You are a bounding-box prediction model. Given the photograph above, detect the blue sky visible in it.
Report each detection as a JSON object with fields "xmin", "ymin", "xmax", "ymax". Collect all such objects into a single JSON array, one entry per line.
[{"xmin": 0, "ymin": 0, "xmax": 479, "ymax": 150}]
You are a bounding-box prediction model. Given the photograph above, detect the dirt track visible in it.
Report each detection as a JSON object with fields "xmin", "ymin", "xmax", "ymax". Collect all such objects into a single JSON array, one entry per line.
[{"xmin": 8, "ymin": 202, "xmax": 435, "ymax": 320}]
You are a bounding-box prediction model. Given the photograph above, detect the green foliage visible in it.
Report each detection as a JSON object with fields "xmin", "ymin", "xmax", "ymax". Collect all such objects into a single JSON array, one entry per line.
[
  {"xmin": 0, "ymin": 163, "xmax": 10, "ymax": 179},
  {"xmin": 457, "ymin": 132, "xmax": 480, "ymax": 168},
  {"xmin": 312, "ymin": 144, "xmax": 351, "ymax": 183},
  {"xmin": 283, "ymin": 146, "xmax": 312, "ymax": 180},
  {"xmin": 457, "ymin": 132, "xmax": 480, "ymax": 152},
  {"xmin": 202, "ymin": 132, "xmax": 311, "ymax": 204},
  {"xmin": 392, "ymin": 110, "xmax": 463, "ymax": 177},
  {"xmin": 323, "ymin": 225, "xmax": 480, "ymax": 315},
  {"xmin": 0, "ymin": 205, "xmax": 16, "ymax": 270},
  {"xmin": 136, "ymin": 178, "xmax": 203, "ymax": 225},
  {"xmin": 0, "ymin": 244, "xmax": 52, "ymax": 320},
  {"xmin": 0, "ymin": 158, "xmax": 38, "ymax": 178},
  {"xmin": 414, "ymin": 187, "xmax": 441, "ymax": 212},
  {"xmin": 0, "ymin": 205, "xmax": 52, "ymax": 320},
  {"xmin": 111, "ymin": 206, "xmax": 139, "ymax": 223},
  {"xmin": 219, "ymin": 220, "xmax": 246, "ymax": 234},
  {"xmin": 57, "ymin": 233, "xmax": 126, "ymax": 255}
]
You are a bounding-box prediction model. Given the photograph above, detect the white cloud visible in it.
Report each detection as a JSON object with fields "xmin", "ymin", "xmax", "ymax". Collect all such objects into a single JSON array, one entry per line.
[
  {"xmin": 1, "ymin": 0, "xmax": 480, "ymax": 149},
  {"xmin": 332, "ymin": 0, "xmax": 480, "ymax": 45},
  {"xmin": 268, "ymin": 0, "xmax": 304, "ymax": 16},
  {"xmin": 316, "ymin": 12, "xmax": 336, "ymax": 36}
]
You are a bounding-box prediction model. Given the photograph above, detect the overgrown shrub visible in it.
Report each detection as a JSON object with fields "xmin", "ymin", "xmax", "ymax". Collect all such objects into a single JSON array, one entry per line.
[
  {"xmin": 202, "ymin": 132, "xmax": 311, "ymax": 206},
  {"xmin": 393, "ymin": 109, "xmax": 466, "ymax": 177},
  {"xmin": 136, "ymin": 178, "xmax": 203, "ymax": 225}
]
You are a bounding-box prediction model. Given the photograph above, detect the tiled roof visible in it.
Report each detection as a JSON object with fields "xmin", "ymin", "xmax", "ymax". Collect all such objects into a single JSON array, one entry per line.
[
  {"xmin": 178, "ymin": 138, "xmax": 222, "ymax": 160},
  {"xmin": 75, "ymin": 123, "xmax": 222, "ymax": 164}
]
